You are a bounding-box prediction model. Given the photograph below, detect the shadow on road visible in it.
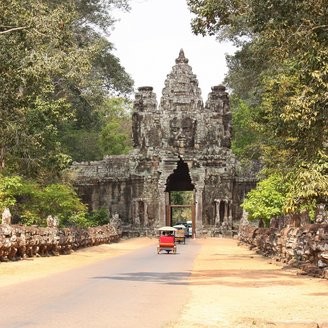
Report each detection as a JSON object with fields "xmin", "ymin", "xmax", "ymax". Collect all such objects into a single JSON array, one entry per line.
[
  {"xmin": 92, "ymin": 271, "xmax": 191, "ymax": 285},
  {"xmin": 91, "ymin": 267, "xmax": 303, "ymax": 288}
]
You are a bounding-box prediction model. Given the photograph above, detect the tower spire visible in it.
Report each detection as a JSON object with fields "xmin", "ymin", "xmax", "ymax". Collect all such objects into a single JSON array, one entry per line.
[{"xmin": 175, "ymin": 49, "xmax": 189, "ymax": 64}]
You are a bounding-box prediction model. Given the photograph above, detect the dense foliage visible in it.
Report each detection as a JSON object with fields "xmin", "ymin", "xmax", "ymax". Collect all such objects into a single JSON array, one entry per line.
[
  {"xmin": 188, "ymin": 0, "xmax": 328, "ymax": 217},
  {"xmin": 0, "ymin": 175, "xmax": 87, "ymax": 227},
  {"xmin": 0, "ymin": 0, "xmax": 133, "ymax": 180},
  {"xmin": 59, "ymin": 97, "xmax": 133, "ymax": 161},
  {"xmin": 170, "ymin": 191, "xmax": 194, "ymax": 224},
  {"xmin": 242, "ymin": 174, "xmax": 288, "ymax": 225},
  {"xmin": 0, "ymin": 0, "xmax": 133, "ymax": 226}
]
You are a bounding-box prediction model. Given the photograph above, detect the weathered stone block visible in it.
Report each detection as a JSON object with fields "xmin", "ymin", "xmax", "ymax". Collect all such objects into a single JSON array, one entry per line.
[{"xmin": 68, "ymin": 49, "xmax": 257, "ymax": 236}]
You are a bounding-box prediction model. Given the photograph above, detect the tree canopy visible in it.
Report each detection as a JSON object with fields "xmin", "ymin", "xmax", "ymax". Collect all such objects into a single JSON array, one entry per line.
[
  {"xmin": 0, "ymin": 0, "xmax": 133, "ymax": 181},
  {"xmin": 188, "ymin": 0, "xmax": 328, "ymax": 212},
  {"xmin": 0, "ymin": 175, "xmax": 87, "ymax": 227},
  {"xmin": 0, "ymin": 0, "xmax": 134, "ymax": 227},
  {"xmin": 242, "ymin": 174, "xmax": 288, "ymax": 224}
]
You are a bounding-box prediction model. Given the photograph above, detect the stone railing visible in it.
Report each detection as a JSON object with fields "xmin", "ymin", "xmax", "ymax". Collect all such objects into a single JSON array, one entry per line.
[
  {"xmin": 0, "ymin": 223, "xmax": 120, "ymax": 262},
  {"xmin": 239, "ymin": 223, "xmax": 328, "ymax": 279}
]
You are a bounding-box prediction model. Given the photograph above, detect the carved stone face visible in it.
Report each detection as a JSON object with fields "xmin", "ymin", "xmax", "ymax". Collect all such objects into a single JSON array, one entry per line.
[{"xmin": 169, "ymin": 117, "xmax": 195, "ymax": 148}]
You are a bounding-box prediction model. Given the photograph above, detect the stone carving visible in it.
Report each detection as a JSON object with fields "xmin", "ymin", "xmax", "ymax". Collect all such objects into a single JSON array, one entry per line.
[
  {"xmin": 0, "ymin": 224, "xmax": 119, "ymax": 262},
  {"xmin": 2, "ymin": 208, "xmax": 12, "ymax": 225},
  {"xmin": 315, "ymin": 204, "xmax": 328, "ymax": 224},
  {"xmin": 240, "ymin": 209, "xmax": 250, "ymax": 227},
  {"xmin": 68, "ymin": 50, "xmax": 257, "ymax": 236},
  {"xmin": 46, "ymin": 215, "xmax": 59, "ymax": 228},
  {"xmin": 134, "ymin": 216, "xmax": 140, "ymax": 226},
  {"xmin": 168, "ymin": 117, "xmax": 196, "ymax": 148},
  {"xmin": 239, "ymin": 223, "xmax": 328, "ymax": 279},
  {"xmin": 109, "ymin": 213, "xmax": 123, "ymax": 235}
]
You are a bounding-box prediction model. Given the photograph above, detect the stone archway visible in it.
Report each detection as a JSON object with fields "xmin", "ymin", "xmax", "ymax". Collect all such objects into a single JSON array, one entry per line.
[
  {"xmin": 163, "ymin": 158, "xmax": 196, "ymax": 237},
  {"xmin": 165, "ymin": 158, "xmax": 194, "ymax": 192},
  {"xmin": 70, "ymin": 50, "xmax": 257, "ymax": 237}
]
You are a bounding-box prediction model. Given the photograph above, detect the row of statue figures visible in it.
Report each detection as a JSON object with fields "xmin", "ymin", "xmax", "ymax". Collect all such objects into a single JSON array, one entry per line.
[
  {"xmin": 1, "ymin": 207, "xmax": 59, "ymax": 227},
  {"xmin": 1, "ymin": 208, "xmax": 123, "ymax": 234}
]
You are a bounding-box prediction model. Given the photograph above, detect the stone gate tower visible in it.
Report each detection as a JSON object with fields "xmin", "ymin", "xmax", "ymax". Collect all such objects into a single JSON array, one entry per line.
[{"xmin": 70, "ymin": 50, "xmax": 255, "ymax": 236}]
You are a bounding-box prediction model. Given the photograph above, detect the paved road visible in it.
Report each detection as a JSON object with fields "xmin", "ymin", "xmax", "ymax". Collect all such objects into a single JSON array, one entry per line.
[{"xmin": 0, "ymin": 240, "xmax": 200, "ymax": 328}]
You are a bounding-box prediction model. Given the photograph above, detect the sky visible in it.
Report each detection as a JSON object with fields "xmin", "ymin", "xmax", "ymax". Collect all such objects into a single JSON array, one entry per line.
[{"xmin": 110, "ymin": 0, "xmax": 236, "ymax": 101}]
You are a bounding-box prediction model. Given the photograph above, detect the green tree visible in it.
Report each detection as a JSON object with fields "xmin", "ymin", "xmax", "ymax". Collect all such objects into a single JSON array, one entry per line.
[
  {"xmin": 170, "ymin": 191, "xmax": 194, "ymax": 225},
  {"xmin": 0, "ymin": 175, "xmax": 24, "ymax": 209},
  {"xmin": 188, "ymin": 0, "xmax": 328, "ymax": 210},
  {"xmin": 0, "ymin": 1, "xmax": 82, "ymax": 178},
  {"xmin": 86, "ymin": 208, "xmax": 110, "ymax": 227},
  {"xmin": 230, "ymin": 95, "xmax": 261, "ymax": 161},
  {"xmin": 284, "ymin": 153, "xmax": 328, "ymax": 213},
  {"xmin": 98, "ymin": 97, "xmax": 133, "ymax": 156},
  {"xmin": 242, "ymin": 174, "xmax": 288, "ymax": 225},
  {"xmin": 0, "ymin": 175, "xmax": 87, "ymax": 227},
  {"xmin": 59, "ymin": 129, "xmax": 102, "ymax": 162},
  {"xmin": 0, "ymin": 0, "xmax": 133, "ymax": 180},
  {"xmin": 99, "ymin": 121, "xmax": 131, "ymax": 155}
]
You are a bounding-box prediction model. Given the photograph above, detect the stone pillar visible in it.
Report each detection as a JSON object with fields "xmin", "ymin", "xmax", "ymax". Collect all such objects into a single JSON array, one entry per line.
[
  {"xmin": 132, "ymin": 199, "xmax": 137, "ymax": 224},
  {"xmin": 144, "ymin": 201, "xmax": 148, "ymax": 226},
  {"xmin": 228, "ymin": 200, "xmax": 233, "ymax": 228},
  {"xmin": 131, "ymin": 199, "xmax": 141, "ymax": 226},
  {"xmin": 223, "ymin": 199, "xmax": 228, "ymax": 223},
  {"xmin": 158, "ymin": 187, "xmax": 167, "ymax": 227},
  {"xmin": 195, "ymin": 187, "xmax": 203, "ymax": 234},
  {"xmin": 214, "ymin": 199, "xmax": 221, "ymax": 225}
]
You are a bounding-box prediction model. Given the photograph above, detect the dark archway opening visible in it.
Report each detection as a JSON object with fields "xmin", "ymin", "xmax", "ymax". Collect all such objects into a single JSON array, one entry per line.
[
  {"xmin": 165, "ymin": 158, "xmax": 194, "ymax": 192},
  {"xmin": 164, "ymin": 158, "xmax": 195, "ymax": 237}
]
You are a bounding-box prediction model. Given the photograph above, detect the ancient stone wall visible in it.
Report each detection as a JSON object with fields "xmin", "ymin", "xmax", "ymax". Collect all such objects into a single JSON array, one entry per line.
[
  {"xmin": 0, "ymin": 223, "xmax": 119, "ymax": 262},
  {"xmin": 239, "ymin": 223, "xmax": 328, "ymax": 279},
  {"xmin": 69, "ymin": 156, "xmax": 134, "ymax": 221},
  {"xmin": 69, "ymin": 50, "xmax": 257, "ymax": 236}
]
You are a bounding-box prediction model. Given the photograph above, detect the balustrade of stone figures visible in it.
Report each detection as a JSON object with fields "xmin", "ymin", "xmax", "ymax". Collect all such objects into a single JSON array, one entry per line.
[
  {"xmin": 0, "ymin": 208, "xmax": 120, "ymax": 262},
  {"xmin": 238, "ymin": 205, "xmax": 328, "ymax": 279}
]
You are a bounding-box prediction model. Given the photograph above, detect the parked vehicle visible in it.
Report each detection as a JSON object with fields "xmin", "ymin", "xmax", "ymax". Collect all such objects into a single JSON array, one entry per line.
[{"xmin": 186, "ymin": 221, "xmax": 192, "ymax": 237}]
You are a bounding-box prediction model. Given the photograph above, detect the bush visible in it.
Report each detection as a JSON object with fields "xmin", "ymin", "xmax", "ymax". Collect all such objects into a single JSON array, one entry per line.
[
  {"xmin": 0, "ymin": 174, "xmax": 87, "ymax": 227},
  {"xmin": 86, "ymin": 208, "xmax": 110, "ymax": 227}
]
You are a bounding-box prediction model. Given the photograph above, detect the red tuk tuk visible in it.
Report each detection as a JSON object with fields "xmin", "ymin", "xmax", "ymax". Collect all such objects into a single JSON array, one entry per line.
[{"xmin": 157, "ymin": 226, "xmax": 177, "ymax": 254}]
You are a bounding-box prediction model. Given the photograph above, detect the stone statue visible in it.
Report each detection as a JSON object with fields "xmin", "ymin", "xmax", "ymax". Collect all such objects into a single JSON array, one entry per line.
[
  {"xmin": 2, "ymin": 208, "xmax": 12, "ymax": 225},
  {"xmin": 46, "ymin": 215, "xmax": 59, "ymax": 228},
  {"xmin": 134, "ymin": 216, "xmax": 140, "ymax": 226},
  {"xmin": 109, "ymin": 213, "xmax": 122, "ymax": 235},
  {"xmin": 47, "ymin": 215, "xmax": 54, "ymax": 228},
  {"xmin": 53, "ymin": 216, "xmax": 59, "ymax": 227},
  {"xmin": 239, "ymin": 209, "xmax": 249, "ymax": 227},
  {"xmin": 315, "ymin": 204, "xmax": 328, "ymax": 224}
]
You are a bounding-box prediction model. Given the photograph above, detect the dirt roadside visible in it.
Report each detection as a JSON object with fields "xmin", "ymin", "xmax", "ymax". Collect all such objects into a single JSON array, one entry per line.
[
  {"xmin": 170, "ymin": 238, "xmax": 328, "ymax": 328},
  {"xmin": 0, "ymin": 237, "xmax": 327, "ymax": 328}
]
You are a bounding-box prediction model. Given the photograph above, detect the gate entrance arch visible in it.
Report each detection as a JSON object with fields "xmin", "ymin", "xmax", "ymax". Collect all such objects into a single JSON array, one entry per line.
[
  {"xmin": 164, "ymin": 158, "xmax": 196, "ymax": 237},
  {"xmin": 71, "ymin": 50, "xmax": 257, "ymax": 236},
  {"xmin": 165, "ymin": 158, "xmax": 194, "ymax": 192}
]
